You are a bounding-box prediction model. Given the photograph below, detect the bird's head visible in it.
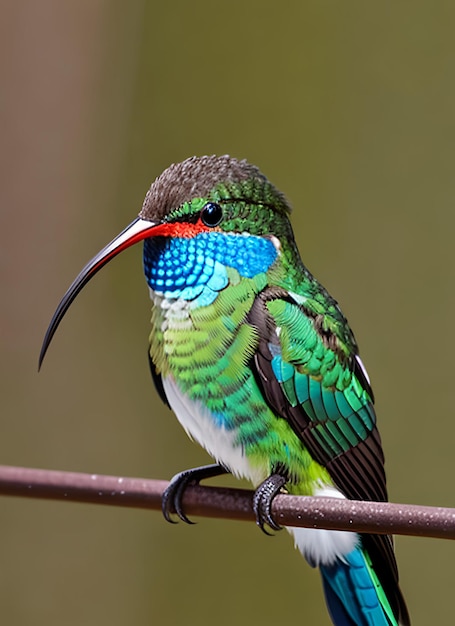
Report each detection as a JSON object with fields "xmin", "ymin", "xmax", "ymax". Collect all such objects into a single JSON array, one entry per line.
[{"xmin": 39, "ymin": 155, "xmax": 295, "ymax": 366}]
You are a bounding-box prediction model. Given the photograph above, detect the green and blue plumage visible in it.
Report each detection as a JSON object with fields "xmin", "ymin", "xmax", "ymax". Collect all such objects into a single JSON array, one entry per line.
[
  {"xmin": 141, "ymin": 156, "xmax": 409, "ymax": 625},
  {"xmin": 39, "ymin": 155, "xmax": 410, "ymax": 626}
]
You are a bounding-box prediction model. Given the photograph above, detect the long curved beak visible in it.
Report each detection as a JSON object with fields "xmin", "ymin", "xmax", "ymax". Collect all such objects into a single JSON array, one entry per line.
[{"xmin": 39, "ymin": 217, "xmax": 157, "ymax": 369}]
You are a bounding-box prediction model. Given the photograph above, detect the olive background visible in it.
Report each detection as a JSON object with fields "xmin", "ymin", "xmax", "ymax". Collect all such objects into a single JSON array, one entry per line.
[{"xmin": 2, "ymin": 2, "xmax": 455, "ymax": 625}]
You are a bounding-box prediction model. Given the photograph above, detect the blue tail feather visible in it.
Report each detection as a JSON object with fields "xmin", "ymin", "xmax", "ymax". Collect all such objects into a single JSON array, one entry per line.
[{"xmin": 320, "ymin": 548, "xmax": 397, "ymax": 626}]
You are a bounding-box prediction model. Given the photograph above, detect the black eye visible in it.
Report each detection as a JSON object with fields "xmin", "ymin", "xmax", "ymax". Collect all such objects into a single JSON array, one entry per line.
[{"xmin": 201, "ymin": 202, "xmax": 223, "ymax": 227}]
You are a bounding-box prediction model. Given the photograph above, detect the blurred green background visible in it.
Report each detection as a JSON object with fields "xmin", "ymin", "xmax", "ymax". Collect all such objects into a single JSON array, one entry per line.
[{"xmin": 2, "ymin": 1, "xmax": 455, "ymax": 624}]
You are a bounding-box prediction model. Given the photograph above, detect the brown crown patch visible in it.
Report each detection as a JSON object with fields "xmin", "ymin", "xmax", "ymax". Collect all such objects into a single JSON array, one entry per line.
[{"xmin": 139, "ymin": 155, "xmax": 275, "ymax": 221}]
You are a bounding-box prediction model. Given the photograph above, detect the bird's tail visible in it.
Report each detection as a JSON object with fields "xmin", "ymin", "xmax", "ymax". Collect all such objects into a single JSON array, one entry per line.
[{"xmin": 320, "ymin": 547, "xmax": 398, "ymax": 626}]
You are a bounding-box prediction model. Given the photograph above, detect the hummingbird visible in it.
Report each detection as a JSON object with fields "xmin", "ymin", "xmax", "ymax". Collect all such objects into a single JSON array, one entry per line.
[{"xmin": 40, "ymin": 155, "xmax": 410, "ymax": 626}]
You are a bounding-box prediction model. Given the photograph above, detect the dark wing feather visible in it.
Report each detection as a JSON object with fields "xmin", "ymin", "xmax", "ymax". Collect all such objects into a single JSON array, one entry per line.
[
  {"xmin": 148, "ymin": 352, "xmax": 170, "ymax": 408},
  {"xmin": 248, "ymin": 288, "xmax": 409, "ymax": 626}
]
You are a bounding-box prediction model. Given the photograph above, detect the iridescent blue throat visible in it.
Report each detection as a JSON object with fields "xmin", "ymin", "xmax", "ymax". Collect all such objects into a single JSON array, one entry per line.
[{"xmin": 143, "ymin": 231, "xmax": 278, "ymax": 306}]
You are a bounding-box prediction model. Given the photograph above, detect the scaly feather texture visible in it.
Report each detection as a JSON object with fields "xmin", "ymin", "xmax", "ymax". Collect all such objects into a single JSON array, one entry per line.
[{"xmin": 138, "ymin": 155, "xmax": 409, "ymax": 625}]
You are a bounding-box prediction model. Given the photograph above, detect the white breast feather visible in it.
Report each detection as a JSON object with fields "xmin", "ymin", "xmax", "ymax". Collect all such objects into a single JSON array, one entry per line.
[{"xmin": 162, "ymin": 375, "xmax": 265, "ymax": 485}]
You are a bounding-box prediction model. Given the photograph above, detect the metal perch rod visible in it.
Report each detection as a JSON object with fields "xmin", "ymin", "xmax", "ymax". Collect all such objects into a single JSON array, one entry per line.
[{"xmin": 0, "ymin": 465, "xmax": 453, "ymax": 540}]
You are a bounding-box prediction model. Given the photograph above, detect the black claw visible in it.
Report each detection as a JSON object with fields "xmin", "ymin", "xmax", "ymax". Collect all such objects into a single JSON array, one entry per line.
[
  {"xmin": 162, "ymin": 471, "xmax": 195, "ymax": 524},
  {"xmin": 162, "ymin": 463, "xmax": 229, "ymax": 524},
  {"xmin": 253, "ymin": 474, "xmax": 287, "ymax": 534}
]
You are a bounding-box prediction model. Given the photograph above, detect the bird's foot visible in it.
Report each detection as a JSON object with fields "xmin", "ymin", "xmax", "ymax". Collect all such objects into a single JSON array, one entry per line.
[
  {"xmin": 162, "ymin": 463, "xmax": 229, "ymax": 524},
  {"xmin": 253, "ymin": 473, "xmax": 287, "ymax": 535}
]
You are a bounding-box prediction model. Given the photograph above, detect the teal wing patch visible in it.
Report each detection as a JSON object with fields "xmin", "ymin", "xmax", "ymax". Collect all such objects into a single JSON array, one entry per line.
[{"xmin": 249, "ymin": 293, "xmax": 386, "ymax": 502}]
